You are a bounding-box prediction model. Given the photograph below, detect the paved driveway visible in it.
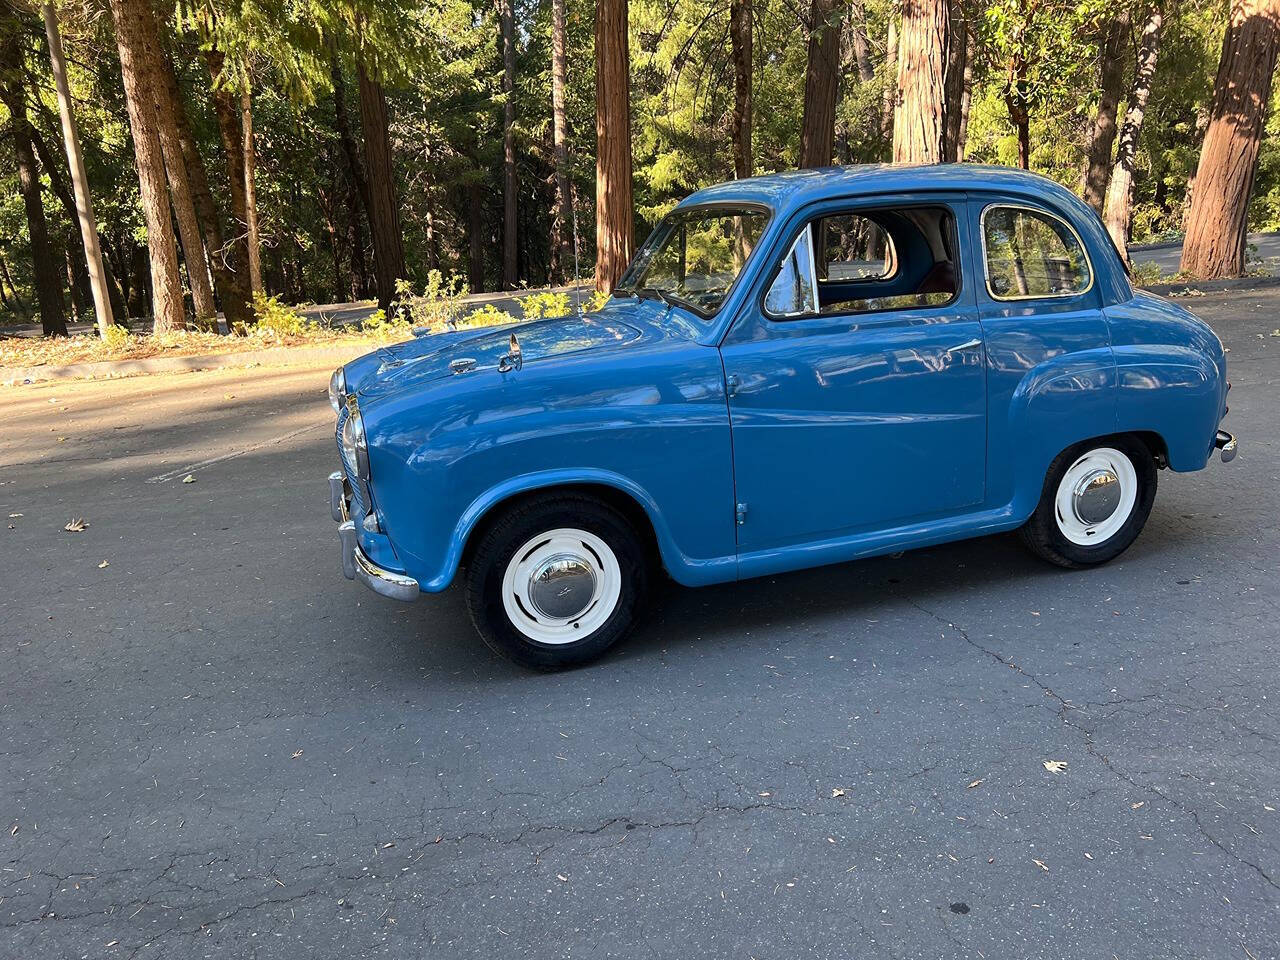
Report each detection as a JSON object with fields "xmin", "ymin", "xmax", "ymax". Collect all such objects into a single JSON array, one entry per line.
[{"xmin": 2, "ymin": 289, "xmax": 1277, "ymax": 958}]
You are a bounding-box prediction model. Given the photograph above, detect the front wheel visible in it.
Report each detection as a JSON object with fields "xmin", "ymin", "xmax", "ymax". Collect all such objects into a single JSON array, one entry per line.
[
  {"xmin": 464, "ymin": 494, "xmax": 650, "ymax": 669},
  {"xmin": 1020, "ymin": 438, "xmax": 1157, "ymax": 568}
]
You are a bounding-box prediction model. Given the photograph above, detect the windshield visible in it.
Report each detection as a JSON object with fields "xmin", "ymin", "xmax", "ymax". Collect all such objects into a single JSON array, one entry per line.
[{"xmin": 615, "ymin": 205, "xmax": 770, "ymax": 323}]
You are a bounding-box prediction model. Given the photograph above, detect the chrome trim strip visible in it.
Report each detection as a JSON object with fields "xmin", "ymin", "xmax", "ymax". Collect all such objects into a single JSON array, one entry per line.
[
  {"xmin": 978, "ymin": 202, "xmax": 1095, "ymax": 303},
  {"xmin": 354, "ymin": 546, "xmax": 420, "ymax": 602}
]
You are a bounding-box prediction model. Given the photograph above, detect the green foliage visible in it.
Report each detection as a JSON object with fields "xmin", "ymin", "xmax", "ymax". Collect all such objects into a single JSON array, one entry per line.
[
  {"xmin": 251, "ymin": 292, "xmax": 312, "ymax": 336},
  {"xmin": 392, "ymin": 272, "xmax": 470, "ymax": 329},
  {"xmin": 102, "ymin": 323, "xmax": 133, "ymax": 350},
  {"xmin": 462, "ymin": 303, "xmax": 517, "ymax": 327},
  {"xmin": 518, "ymin": 290, "xmax": 571, "ymax": 319}
]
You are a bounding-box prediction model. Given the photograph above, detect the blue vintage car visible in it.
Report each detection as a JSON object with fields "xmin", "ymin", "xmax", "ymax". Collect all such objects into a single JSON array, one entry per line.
[{"xmin": 327, "ymin": 164, "xmax": 1236, "ymax": 668}]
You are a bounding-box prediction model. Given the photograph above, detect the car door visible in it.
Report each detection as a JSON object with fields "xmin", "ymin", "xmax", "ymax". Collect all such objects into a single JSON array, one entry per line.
[{"xmin": 719, "ymin": 195, "xmax": 987, "ymax": 553}]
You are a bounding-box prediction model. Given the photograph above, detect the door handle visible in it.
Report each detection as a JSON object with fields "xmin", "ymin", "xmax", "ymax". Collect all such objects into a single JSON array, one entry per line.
[{"xmin": 944, "ymin": 338, "xmax": 982, "ymax": 357}]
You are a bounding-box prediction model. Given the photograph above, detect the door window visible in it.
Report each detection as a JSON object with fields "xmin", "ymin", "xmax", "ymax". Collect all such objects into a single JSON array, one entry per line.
[
  {"xmin": 764, "ymin": 206, "xmax": 960, "ymax": 318},
  {"xmin": 982, "ymin": 206, "xmax": 1092, "ymax": 300}
]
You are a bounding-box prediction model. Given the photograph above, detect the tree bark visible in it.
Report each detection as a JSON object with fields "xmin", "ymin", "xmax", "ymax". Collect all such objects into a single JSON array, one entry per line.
[
  {"xmin": 894, "ymin": 0, "xmax": 950, "ymax": 164},
  {"xmin": 41, "ymin": 2, "xmax": 114, "ymax": 335},
  {"xmin": 799, "ymin": 0, "xmax": 841, "ymax": 168},
  {"xmin": 1104, "ymin": 9, "xmax": 1163, "ymax": 264},
  {"xmin": 206, "ymin": 47, "xmax": 256, "ymax": 327},
  {"xmin": 357, "ymin": 59, "xmax": 406, "ymax": 312},
  {"xmin": 468, "ymin": 177, "xmax": 485, "ymax": 292},
  {"xmin": 730, "ymin": 0, "xmax": 753, "ymax": 179},
  {"xmin": 4, "ymin": 85, "xmax": 67, "ymax": 335},
  {"xmin": 241, "ymin": 87, "xmax": 263, "ymax": 295},
  {"xmin": 107, "ymin": 0, "xmax": 184, "ymax": 332},
  {"xmin": 1180, "ymin": 0, "xmax": 1280, "ymax": 278},
  {"xmin": 595, "ymin": 0, "xmax": 634, "ymax": 293},
  {"xmin": 881, "ymin": 6, "xmax": 898, "ymax": 146},
  {"xmin": 848, "ymin": 0, "xmax": 876, "ymax": 84},
  {"xmin": 1005, "ymin": 54, "xmax": 1031, "ymax": 169},
  {"xmin": 940, "ymin": 1, "xmax": 968, "ymax": 162},
  {"xmin": 955, "ymin": 24, "xmax": 975, "ymax": 161},
  {"xmin": 550, "ymin": 0, "xmax": 573, "ymax": 283},
  {"xmin": 499, "ymin": 0, "xmax": 519, "ymax": 288},
  {"xmin": 131, "ymin": 0, "xmax": 216, "ymax": 325},
  {"xmin": 1081, "ymin": 10, "xmax": 1131, "ymax": 213}
]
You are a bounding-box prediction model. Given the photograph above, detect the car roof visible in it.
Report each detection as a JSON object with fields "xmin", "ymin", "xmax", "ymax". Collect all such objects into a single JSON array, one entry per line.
[{"xmin": 678, "ymin": 163, "xmax": 1084, "ymax": 214}]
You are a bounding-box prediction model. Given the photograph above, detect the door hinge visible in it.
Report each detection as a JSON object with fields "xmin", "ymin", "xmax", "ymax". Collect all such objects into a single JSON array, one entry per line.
[{"xmin": 735, "ymin": 502, "xmax": 748, "ymax": 525}]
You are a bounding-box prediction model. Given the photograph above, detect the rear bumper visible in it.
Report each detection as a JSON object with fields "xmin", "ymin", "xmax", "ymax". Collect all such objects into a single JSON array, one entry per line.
[{"xmin": 330, "ymin": 471, "xmax": 419, "ymax": 601}]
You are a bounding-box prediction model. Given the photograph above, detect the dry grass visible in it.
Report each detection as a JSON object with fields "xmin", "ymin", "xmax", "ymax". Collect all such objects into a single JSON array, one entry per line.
[{"xmin": 0, "ymin": 324, "xmax": 411, "ymax": 370}]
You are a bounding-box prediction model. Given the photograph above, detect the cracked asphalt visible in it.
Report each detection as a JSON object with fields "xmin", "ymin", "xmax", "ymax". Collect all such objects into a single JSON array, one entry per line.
[{"xmin": 2, "ymin": 287, "xmax": 1278, "ymax": 959}]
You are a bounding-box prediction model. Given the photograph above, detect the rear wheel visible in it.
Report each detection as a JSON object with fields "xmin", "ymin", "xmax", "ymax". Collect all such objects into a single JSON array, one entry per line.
[
  {"xmin": 464, "ymin": 494, "xmax": 649, "ymax": 669},
  {"xmin": 1020, "ymin": 437, "xmax": 1157, "ymax": 568}
]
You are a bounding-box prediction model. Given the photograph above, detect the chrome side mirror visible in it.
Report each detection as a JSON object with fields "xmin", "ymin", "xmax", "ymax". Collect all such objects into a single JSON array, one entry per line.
[{"xmin": 498, "ymin": 332, "xmax": 523, "ymax": 373}]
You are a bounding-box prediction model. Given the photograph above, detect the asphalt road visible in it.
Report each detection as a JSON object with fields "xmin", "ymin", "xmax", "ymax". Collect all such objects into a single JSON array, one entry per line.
[
  {"xmin": 2, "ymin": 288, "xmax": 1278, "ymax": 959},
  {"xmin": 1131, "ymin": 232, "xmax": 1280, "ymax": 277}
]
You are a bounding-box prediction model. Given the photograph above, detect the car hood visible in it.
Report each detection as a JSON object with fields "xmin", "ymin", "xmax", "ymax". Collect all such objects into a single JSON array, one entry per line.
[{"xmin": 355, "ymin": 299, "xmax": 685, "ymax": 398}]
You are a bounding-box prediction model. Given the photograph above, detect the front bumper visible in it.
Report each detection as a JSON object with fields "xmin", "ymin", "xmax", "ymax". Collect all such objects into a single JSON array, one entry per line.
[{"xmin": 329, "ymin": 471, "xmax": 420, "ymax": 601}]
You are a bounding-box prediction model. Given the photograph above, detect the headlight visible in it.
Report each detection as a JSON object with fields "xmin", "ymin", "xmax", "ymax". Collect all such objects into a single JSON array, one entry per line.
[
  {"xmin": 341, "ymin": 403, "xmax": 370, "ymax": 479},
  {"xmin": 328, "ymin": 367, "xmax": 347, "ymax": 413}
]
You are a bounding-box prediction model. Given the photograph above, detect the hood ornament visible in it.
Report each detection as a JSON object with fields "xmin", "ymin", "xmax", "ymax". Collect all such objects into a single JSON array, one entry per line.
[{"xmin": 498, "ymin": 332, "xmax": 523, "ymax": 373}]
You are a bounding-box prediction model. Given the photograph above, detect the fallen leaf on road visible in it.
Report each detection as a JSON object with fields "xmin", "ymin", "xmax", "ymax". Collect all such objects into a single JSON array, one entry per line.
[
  {"xmin": 831, "ymin": 788, "xmax": 845, "ymax": 798},
  {"xmin": 1032, "ymin": 859, "xmax": 1048, "ymax": 872},
  {"xmin": 182, "ymin": 475, "xmax": 196, "ymax": 484},
  {"xmin": 1043, "ymin": 760, "xmax": 1068, "ymax": 774},
  {"xmin": 1084, "ymin": 852, "xmax": 1094, "ymax": 860},
  {"xmin": 63, "ymin": 518, "xmax": 88, "ymax": 532},
  {"xmin": 556, "ymin": 874, "xmax": 568, "ymax": 882},
  {"xmin": 98, "ymin": 560, "xmax": 109, "ymax": 569},
  {"xmin": 291, "ymin": 749, "xmax": 303, "ymax": 759},
  {"xmin": 105, "ymin": 940, "xmax": 118, "ymax": 947},
  {"xmin": 56, "ymin": 437, "xmax": 66, "ymax": 443},
  {"xmin": 967, "ymin": 779, "xmax": 984, "ymax": 789},
  {"xmin": 8, "ymin": 513, "xmax": 21, "ymax": 518},
  {"xmin": 1131, "ymin": 801, "xmax": 1145, "ymax": 810},
  {"xmin": 9, "ymin": 824, "xmax": 17, "ymax": 835}
]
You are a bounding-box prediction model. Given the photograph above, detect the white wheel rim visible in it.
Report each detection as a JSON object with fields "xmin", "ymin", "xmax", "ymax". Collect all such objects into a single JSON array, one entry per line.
[
  {"xmin": 501, "ymin": 528, "xmax": 622, "ymax": 645},
  {"xmin": 1053, "ymin": 446, "xmax": 1138, "ymax": 546}
]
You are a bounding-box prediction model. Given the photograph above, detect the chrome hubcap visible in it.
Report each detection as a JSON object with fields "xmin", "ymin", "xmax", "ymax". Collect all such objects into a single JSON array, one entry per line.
[
  {"xmin": 1072, "ymin": 468, "xmax": 1121, "ymax": 525},
  {"xmin": 528, "ymin": 554, "xmax": 597, "ymax": 620}
]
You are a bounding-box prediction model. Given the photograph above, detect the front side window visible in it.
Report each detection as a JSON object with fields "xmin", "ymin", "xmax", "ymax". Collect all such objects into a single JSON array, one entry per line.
[
  {"xmin": 615, "ymin": 206, "xmax": 769, "ymax": 322},
  {"xmin": 815, "ymin": 214, "xmax": 895, "ymax": 282},
  {"xmin": 982, "ymin": 206, "xmax": 1092, "ymax": 300}
]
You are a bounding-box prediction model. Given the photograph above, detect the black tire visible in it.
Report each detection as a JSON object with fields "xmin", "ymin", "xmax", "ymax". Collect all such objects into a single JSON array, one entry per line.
[
  {"xmin": 1019, "ymin": 436, "xmax": 1158, "ymax": 569},
  {"xmin": 463, "ymin": 493, "xmax": 650, "ymax": 669}
]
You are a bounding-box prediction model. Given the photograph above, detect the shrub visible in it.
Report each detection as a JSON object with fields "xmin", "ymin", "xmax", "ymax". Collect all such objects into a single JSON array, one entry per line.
[
  {"xmin": 462, "ymin": 304, "xmax": 518, "ymax": 328},
  {"xmin": 1130, "ymin": 260, "xmax": 1164, "ymax": 286},
  {"xmin": 102, "ymin": 323, "xmax": 132, "ymax": 350},
  {"xmin": 581, "ymin": 289, "xmax": 610, "ymax": 313},
  {"xmin": 394, "ymin": 272, "xmax": 469, "ymax": 329},
  {"xmin": 252, "ymin": 293, "xmax": 312, "ymax": 337},
  {"xmin": 518, "ymin": 291, "xmax": 572, "ymax": 320}
]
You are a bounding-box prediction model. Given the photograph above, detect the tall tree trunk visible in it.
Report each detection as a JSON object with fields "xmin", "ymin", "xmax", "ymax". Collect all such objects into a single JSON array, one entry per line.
[
  {"xmin": 1005, "ymin": 54, "xmax": 1031, "ymax": 169},
  {"xmin": 468, "ymin": 177, "xmax": 485, "ymax": 292},
  {"xmin": 940, "ymin": 1, "xmax": 968, "ymax": 162},
  {"xmin": 41, "ymin": 2, "xmax": 114, "ymax": 335},
  {"xmin": 730, "ymin": 0, "xmax": 753, "ymax": 179},
  {"xmin": 1104, "ymin": 9, "xmax": 1163, "ymax": 265},
  {"xmin": 128, "ymin": 0, "xmax": 216, "ymax": 325},
  {"xmin": 955, "ymin": 25, "xmax": 975, "ymax": 161},
  {"xmin": 4, "ymin": 89, "xmax": 67, "ymax": 335},
  {"xmin": 206, "ymin": 47, "xmax": 256, "ymax": 327},
  {"xmin": 799, "ymin": 0, "xmax": 841, "ymax": 168},
  {"xmin": 139, "ymin": 26, "xmax": 216, "ymax": 324},
  {"xmin": 107, "ymin": 0, "xmax": 184, "ymax": 332},
  {"xmin": 894, "ymin": 0, "xmax": 950, "ymax": 164},
  {"xmin": 1081, "ymin": 10, "xmax": 1131, "ymax": 213},
  {"xmin": 1180, "ymin": 0, "xmax": 1280, "ymax": 279},
  {"xmin": 499, "ymin": 0, "xmax": 519, "ymax": 289},
  {"xmin": 881, "ymin": 6, "xmax": 899, "ymax": 148},
  {"xmin": 160, "ymin": 44, "xmax": 251, "ymax": 328},
  {"xmin": 357, "ymin": 60, "xmax": 406, "ymax": 312},
  {"xmin": 549, "ymin": 0, "xmax": 573, "ymax": 283},
  {"xmin": 241, "ymin": 88, "xmax": 264, "ymax": 295},
  {"xmin": 848, "ymin": 0, "xmax": 876, "ymax": 84},
  {"xmin": 595, "ymin": 0, "xmax": 634, "ymax": 292}
]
